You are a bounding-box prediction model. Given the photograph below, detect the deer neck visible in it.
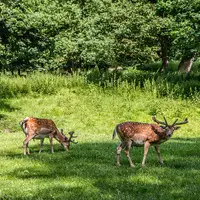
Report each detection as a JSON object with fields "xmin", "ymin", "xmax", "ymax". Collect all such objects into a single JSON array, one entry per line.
[{"xmin": 55, "ymin": 132, "xmax": 66, "ymax": 143}]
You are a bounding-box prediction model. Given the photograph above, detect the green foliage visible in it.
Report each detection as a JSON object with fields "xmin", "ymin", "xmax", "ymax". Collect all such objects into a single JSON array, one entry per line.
[
  {"xmin": 0, "ymin": 0, "xmax": 81, "ymax": 71},
  {"xmin": 156, "ymin": 0, "xmax": 200, "ymax": 58},
  {"xmin": 0, "ymin": 0, "xmax": 159, "ymax": 72},
  {"xmin": 0, "ymin": 0, "xmax": 200, "ymax": 72}
]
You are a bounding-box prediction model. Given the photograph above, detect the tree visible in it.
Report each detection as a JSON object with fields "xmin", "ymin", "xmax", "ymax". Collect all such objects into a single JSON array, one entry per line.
[
  {"xmin": 156, "ymin": 0, "xmax": 200, "ymax": 73},
  {"xmin": 2, "ymin": 0, "xmax": 199, "ymax": 74},
  {"xmin": 0, "ymin": 0, "xmax": 81, "ymax": 73}
]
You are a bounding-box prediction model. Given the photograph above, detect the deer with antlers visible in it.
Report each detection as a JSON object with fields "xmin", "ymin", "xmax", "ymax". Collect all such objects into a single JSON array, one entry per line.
[
  {"xmin": 20, "ymin": 117, "xmax": 77, "ymax": 155},
  {"xmin": 112, "ymin": 116, "xmax": 188, "ymax": 167}
]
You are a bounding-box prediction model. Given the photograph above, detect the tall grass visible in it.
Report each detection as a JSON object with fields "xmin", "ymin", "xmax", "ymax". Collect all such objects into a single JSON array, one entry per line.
[
  {"xmin": 86, "ymin": 66, "xmax": 200, "ymax": 99},
  {"xmin": 1, "ymin": 65, "xmax": 200, "ymax": 100},
  {"xmin": 0, "ymin": 72, "xmax": 87, "ymax": 98}
]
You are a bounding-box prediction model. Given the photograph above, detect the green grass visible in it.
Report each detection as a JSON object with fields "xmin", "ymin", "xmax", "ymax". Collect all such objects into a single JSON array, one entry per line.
[{"xmin": 0, "ymin": 73, "xmax": 200, "ymax": 200}]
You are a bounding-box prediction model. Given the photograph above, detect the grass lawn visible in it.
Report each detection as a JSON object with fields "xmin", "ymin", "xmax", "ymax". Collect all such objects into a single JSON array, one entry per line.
[{"xmin": 0, "ymin": 73, "xmax": 200, "ymax": 200}]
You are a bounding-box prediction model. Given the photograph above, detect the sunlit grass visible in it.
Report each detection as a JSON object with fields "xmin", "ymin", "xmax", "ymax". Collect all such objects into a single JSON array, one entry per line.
[{"xmin": 0, "ymin": 73, "xmax": 200, "ymax": 199}]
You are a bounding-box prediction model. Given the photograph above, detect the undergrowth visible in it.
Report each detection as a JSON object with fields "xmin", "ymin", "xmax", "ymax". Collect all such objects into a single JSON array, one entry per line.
[
  {"xmin": 86, "ymin": 66, "xmax": 200, "ymax": 99},
  {"xmin": 1, "ymin": 66, "xmax": 200, "ymax": 100}
]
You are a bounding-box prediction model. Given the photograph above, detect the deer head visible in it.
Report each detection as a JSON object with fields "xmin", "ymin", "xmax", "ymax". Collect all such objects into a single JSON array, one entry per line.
[
  {"xmin": 60, "ymin": 129, "xmax": 78, "ymax": 150},
  {"xmin": 152, "ymin": 116, "xmax": 188, "ymax": 138}
]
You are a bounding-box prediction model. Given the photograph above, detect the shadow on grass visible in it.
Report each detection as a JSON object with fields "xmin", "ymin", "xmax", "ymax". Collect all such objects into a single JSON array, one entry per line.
[
  {"xmin": 0, "ymin": 99, "xmax": 20, "ymax": 113},
  {"xmin": 6, "ymin": 137, "xmax": 200, "ymax": 172},
  {"xmin": 0, "ymin": 114, "xmax": 7, "ymax": 120},
  {"xmin": 3, "ymin": 138, "xmax": 200, "ymax": 199}
]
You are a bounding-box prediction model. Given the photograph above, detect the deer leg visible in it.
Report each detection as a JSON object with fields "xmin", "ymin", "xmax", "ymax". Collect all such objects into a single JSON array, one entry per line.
[
  {"xmin": 142, "ymin": 141, "xmax": 151, "ymax": 167},
  {"xmin": 124, "ymin": 141, "xmax": 135, "ymax": 168},
  {"xmin": 39, "ymin": 138, "xmax": 45, "ymax": 154},
  {"xmin": 155, "ymin": 146, "xmax": 163, "ymax": 165},
  {"xmin": 23, "ymin": 135, "xmax": 35, "ymax": 155},
  {"xmin": 116, "ymin": 143, "xmax": 124, "ymax": 166},
  {"xmin": 26, "ymin": 142, "xmax": 30, "ymax": 155},
  {"xmin": 49, "ymin": 136, "xmax": 54, "ymax": 153}
]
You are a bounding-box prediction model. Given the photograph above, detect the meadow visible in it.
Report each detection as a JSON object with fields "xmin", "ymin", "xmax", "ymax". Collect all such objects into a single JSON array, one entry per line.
[{"xmin": 0, "ymin": 71, "xmax": 200, "ymax": 200}]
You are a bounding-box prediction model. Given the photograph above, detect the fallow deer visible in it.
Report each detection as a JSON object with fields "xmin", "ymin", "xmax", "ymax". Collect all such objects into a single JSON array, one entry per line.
[
  {"xmin": 112, "ymin": 116, "xmax": 188, "ymax": 167},
  {"xmin": 20, "ymin": 117, "xmax": 77, "ymax": 155}
]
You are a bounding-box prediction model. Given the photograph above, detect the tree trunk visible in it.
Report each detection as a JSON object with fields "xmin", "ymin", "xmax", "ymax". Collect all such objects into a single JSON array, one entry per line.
[
  {"xmin": 161, "ymin": 56, "xmax": 168, "ymax": 72},
  {"xmin": 178, "ymin": 56, "xmax": 195, "ymax": 73},
  {"xmin": 159, "ymin": 35, "xmax": 169, "ymax": 72},
  {"xmin": 18, "ymin": 68, "xmax": 21, "ymax": 76}
]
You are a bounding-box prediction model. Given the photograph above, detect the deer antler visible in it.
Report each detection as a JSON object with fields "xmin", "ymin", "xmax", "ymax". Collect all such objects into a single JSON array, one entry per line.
[
  {"xmin": 60, "ymin": 129, "xmax": 64, "ymax": 135},
  {"xmin": 173, "ymin": 118, "xmax": 188, "ymax": 126},
  {"xmin": 68, "ymin": 131, "xmax": 78, "ymax": 144},
  {"xmin": 172, "ymin": 119, "xmax": 178, "ymax": 126},
  {"xmin": 163, "ymin": 116, "xmax": 168, "ymax": 126},
  {"xmin": 152, "ymin": 116, "xmax": 168, "ymax": 126}
]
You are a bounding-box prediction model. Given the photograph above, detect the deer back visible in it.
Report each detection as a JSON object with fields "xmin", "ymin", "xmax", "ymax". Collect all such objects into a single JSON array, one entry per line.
[
  {"xmin": 114, "ymin": 122, "xmax": 169, "ymax": 145},
  {"xmin": 20, "ymin": 117, "xmax": 64, "ymax": 140},
  {"xmin": 27, "ymin": 117, "xmax": 58, "ymax": 132}
]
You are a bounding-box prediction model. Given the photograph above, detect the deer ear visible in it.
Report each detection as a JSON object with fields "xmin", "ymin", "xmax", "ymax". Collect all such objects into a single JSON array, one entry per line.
[
  {"xmin": 175, "ymin": 126, "xmax": 181, "ymax": 130},
  {"xmin": 160, "ymin": 126, "xmax": 166, "ymax": 129}
]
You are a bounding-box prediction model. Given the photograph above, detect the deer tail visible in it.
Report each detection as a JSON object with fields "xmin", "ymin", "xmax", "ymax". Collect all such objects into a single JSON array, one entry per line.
[
  {"xmin": 112, "ymin": 127, "xmax": 117, "ymax": 140},
  {"xmin": 19, "ymin": 117, "xmax": 29, "ymax": 127}
]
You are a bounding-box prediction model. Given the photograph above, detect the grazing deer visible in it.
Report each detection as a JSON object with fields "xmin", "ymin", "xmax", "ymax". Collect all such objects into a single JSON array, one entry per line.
[
  {"xmin": 19, "ymin": 117, "xmax": 77, "ymax": 155},
  {"xmin": 112, "ymin": 116, "xmax": 188, "ymax": 167}
]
